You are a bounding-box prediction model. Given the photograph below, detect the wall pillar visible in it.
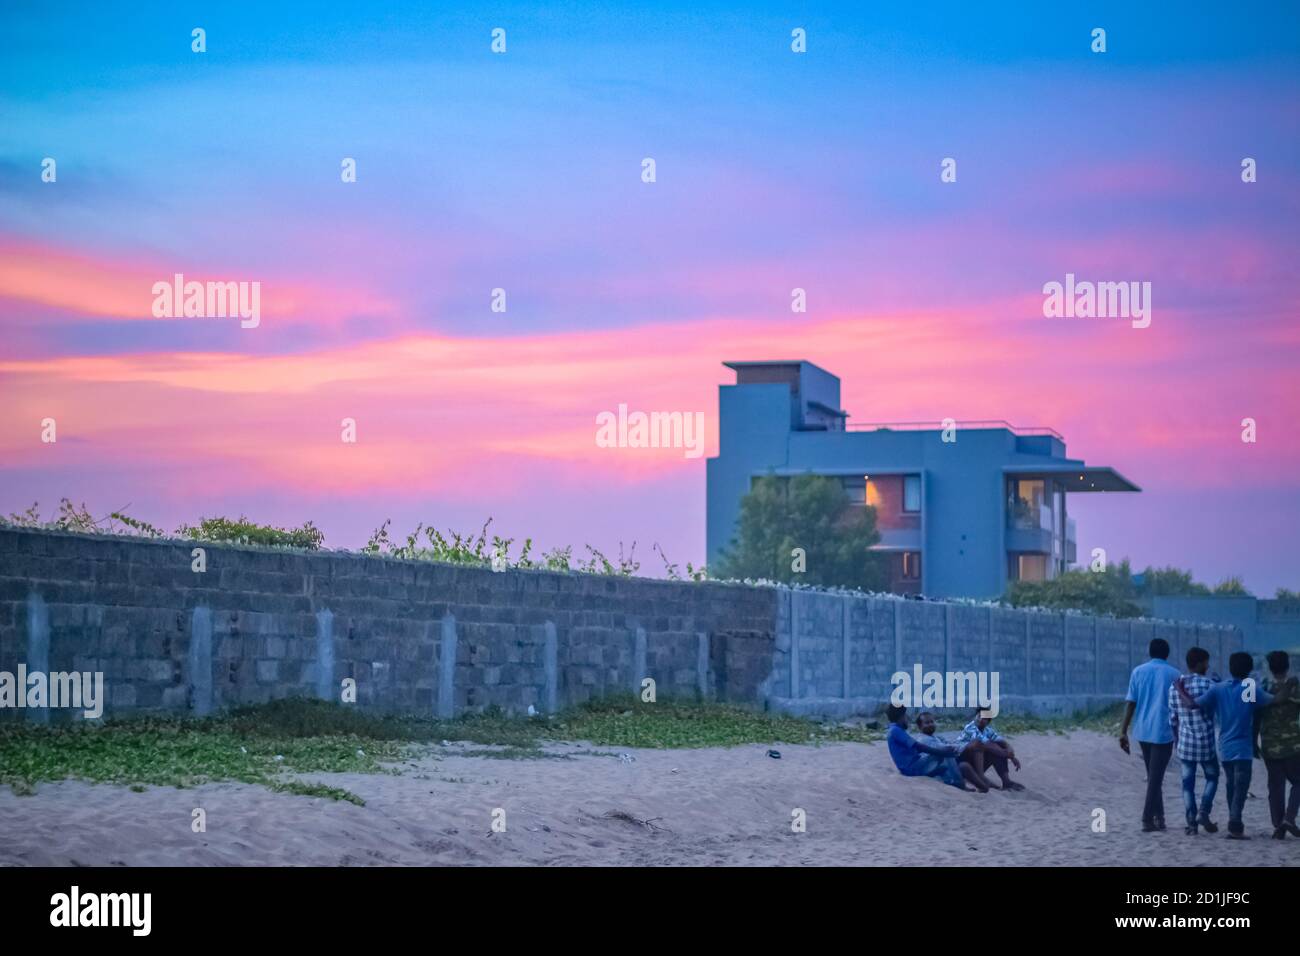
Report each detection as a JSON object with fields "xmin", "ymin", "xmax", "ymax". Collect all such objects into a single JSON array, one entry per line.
[
  {"xmin": 986, "ymin": 607, "xmax": 994, "ymax": 675},
  {"xmin": 1024, "ymin": 612, "xmax": 1031, "ymax": 696},
  {"xmin": 1061, "ymin": 613, "xmax": 1069, "ymax": 695},
  {"xmin": 943, "ymin": 604, "xmax": 952, "ymax": 676},
  {"xmin": 790, "ymin": 591, "xmax": 801, "ymax": 699},
  {"xmin": 1093, "ymin": 618, "xmax": 1100, "ymax": 694},
  {"xmin": 633, "ymin": 626, "xmax": 647, "ymax": 694},
  {"xmin": 314, "ymin": 608, "xmax": 335, "ymax": 702},
  {"xmin": 842, "ymin": 597, "xmax": 852, "ymax": 699},
  {"xmin": 696, "ymin": 631, "xmax": 709, "ymax": 699},
  {"xmin": 543, "ymin": 621, "xmax": 558, "ymax": 714},
  {"xmin": 189, "ymin": 606, "xmax": 213, "ymax": 716},
  {"xmin": 26, "ymin": 592, "xmax": 49, "ymax": 725},
  {"xmin": 437, "ymin": 612, "xmax": 457, "ymax": 718},
  {"xmin": 893, "ymin": 600, "xmax": 902, "ymax": 677}
]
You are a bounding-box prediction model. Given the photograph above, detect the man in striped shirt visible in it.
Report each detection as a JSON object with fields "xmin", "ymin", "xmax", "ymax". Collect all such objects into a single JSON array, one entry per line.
[{"xmin": 1168, "ymin": 646, "xmax": 1219, "ymax": 835}]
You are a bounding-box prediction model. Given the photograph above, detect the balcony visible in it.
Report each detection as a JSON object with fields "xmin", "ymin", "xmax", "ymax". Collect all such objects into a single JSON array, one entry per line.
[
  {"xmin": 1009, "ymin": 498, "xmax": 1052, "ymax": 531},
  {"xmin": 1007, "ymin": 500, "xmax": 1077, "ymax": 565},
  {"xmin": 1007, "ymin": 498, "xmax": 1053, "ymax": 554}
]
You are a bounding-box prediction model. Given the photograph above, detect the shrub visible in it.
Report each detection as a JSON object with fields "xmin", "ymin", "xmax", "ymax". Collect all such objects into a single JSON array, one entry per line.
[{"xmin": 174, "ymin": 516, "xmax": 324, "ymax": 550}]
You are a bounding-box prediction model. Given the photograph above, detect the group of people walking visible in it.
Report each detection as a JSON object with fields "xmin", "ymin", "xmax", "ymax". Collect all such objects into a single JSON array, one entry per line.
[{"xmin": 1120, "ymin": 638, "xmax": 1299, "ymax": 839}]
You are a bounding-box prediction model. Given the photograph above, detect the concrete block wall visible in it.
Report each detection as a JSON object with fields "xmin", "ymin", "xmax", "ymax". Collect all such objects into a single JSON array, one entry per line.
[
  {"xmin": 0, "ymin": 528, "xmax": 775, "ymax": 722},
  {"xmin": 0, "ymin": 528, "xmax": 1241, "ymax": 722},
  {"xmin": 768, "ymin": 591, "xmax": 1242, "ymax": 718}
]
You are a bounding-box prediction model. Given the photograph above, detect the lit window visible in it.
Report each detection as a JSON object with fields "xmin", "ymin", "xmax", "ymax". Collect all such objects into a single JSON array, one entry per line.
[
  {"xmin": 903, "ymin": 475, "xmax": 921, "ymax": 513},
  {"xmin": 866, "ymin": 478, "xmax": 882, "ymax": 508},
  {"xmin": 902, "ymin": 552, "xmax": 922, "ymax": 580}
]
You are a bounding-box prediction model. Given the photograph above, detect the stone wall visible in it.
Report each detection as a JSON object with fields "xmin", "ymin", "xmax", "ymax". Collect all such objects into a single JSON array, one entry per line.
[
  {"xmin": 0, "ymin": 528, "xmax": 775, "ymax": 722},
  {"xmin": 768, "ymin": 590, "xmax": 1243, "ymax": 717},
  {"xmin": 0, "ymin": 528, "xmax": 1241, "ymax": 722}
]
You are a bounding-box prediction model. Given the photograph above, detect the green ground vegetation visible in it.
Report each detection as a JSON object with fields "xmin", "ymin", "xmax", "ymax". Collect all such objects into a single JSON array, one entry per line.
[{"xmin": 1, "ymin": 697, "xmax": 1124, "ymax": 802}]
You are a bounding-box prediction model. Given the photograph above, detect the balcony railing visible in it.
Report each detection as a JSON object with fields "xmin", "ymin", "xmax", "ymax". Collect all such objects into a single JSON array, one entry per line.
[
  {"xmin": 1009, "ymin": 499, "xmax": 1053, "ymax": 531},
  {"xmin": 847, "ymin": 420, "xmax": 1064, "ymax": 440}
]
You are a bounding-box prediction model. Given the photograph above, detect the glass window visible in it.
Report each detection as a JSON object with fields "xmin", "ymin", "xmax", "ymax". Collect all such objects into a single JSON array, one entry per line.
[
  {"xmin": 1016, "ymin": 479, "xmax": 1045, "ymax": 511},
  {"xmin": 842, "ymin": 478, "xmax": 865, "ymax": 506},
  {"xmin": 1017, "ymin": 554, "xmax": 1048, "ymax": 582},
  {"xmin": 903, "ymin": 475, "xmax": 921, "ymax": 513},
  {"xmin": 902, "ymin": 551, "xmax": 922, "ymax": 580},
  {"xmin": 865, "ymin": 478, "xmax": 882, "ymax": 508}
]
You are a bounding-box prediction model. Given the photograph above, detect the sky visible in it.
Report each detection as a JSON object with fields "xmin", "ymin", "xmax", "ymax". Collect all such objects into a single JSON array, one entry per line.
[{"xmin": 1, "ymin": 1, "xmax": 1298, "ymax": 593}]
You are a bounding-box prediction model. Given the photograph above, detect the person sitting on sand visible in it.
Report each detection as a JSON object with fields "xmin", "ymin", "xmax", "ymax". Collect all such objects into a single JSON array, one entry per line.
[
  {"xmin": 957, "ymin": 710, "xmax": 1026, "ymax": 791},
  {"xmin": 915, "ymin": 710, "xmax": 1019, "ymax": 791},
  {"xmin": 885, "ymin": 704, "xmax": 989, "ymax": 792}
]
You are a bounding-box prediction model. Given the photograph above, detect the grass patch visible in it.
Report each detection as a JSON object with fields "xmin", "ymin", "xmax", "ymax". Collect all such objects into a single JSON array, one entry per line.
[
  {"xmin": 0, "ymin": 704, "xmax": 407, "ymax": 803},
  {"xmin": 449, "ymin": 746, "xmax": 570, "ymax": 760},
  {"xmin": 0, "ymin": 697, "xmax": 1124, "ymax": 799},
  {"xmin": 547, "ymin": 698, "xmax": 884, "ymax": 749},
  {"xmin": 271, "ymin": 780, "xmax": 366, "ymax": 805}
]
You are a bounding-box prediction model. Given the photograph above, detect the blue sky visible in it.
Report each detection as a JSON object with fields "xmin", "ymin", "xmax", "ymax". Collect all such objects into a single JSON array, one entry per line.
[{"xmin": 2, "ymin": 1, "xmax": 1298, "ymax": 593}]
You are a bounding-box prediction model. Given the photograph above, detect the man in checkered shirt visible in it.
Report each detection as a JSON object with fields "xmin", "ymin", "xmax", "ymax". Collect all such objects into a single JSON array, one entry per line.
[{"xmin": 1168, "ymin": 646, "xmax": 1220, "ymax": 835}]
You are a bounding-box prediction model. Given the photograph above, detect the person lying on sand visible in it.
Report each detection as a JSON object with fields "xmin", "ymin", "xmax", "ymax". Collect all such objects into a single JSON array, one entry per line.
[
  {"xmin": 915, "ymin": 712, "xmax": 1024, "ymax": 790},
  {"xmin": 958, "ymin": 710, "xmax": 1026, "ymax": 791},
  {"xmin": 886, "ymin": 704, "xmax": 989, "ymax": 792}
]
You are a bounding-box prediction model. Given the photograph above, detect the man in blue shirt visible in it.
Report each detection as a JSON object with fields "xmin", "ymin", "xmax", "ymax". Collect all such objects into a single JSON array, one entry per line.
[
  {"xmin": 1119, "ymin": 638, "xmax": 1182, "ymax": 832},
  {"xmin": 1195, "ymin": 651, "xmax": 1275, "ymax": 839},
  {"xmin": 885, "ymin": 704, "xmax": 988, "ymax": 792}
]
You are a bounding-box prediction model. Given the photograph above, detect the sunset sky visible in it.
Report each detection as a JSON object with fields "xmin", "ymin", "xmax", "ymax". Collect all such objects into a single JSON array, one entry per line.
[{"xmin": 2, "ymin": 2, "xmax": 1298, "ymax": 593}]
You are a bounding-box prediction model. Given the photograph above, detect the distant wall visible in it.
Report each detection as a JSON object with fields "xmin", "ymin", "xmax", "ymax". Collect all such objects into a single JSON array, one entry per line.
[
  {"xmin": 1152, "ymin": 595, "xmax": 1300, "ymax": 654},
  {"xmin": 0, "ymin": 528, "xmax": 1241, "ymax": 723},
  {"xmin": 770, "ymin": 590, "xmax": 1242, "ymax": 718}
]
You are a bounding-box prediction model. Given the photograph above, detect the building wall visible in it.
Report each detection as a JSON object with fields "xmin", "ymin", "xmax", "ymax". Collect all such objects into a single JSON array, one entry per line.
[
  {"xmin": 0, "ymin": 528, "xmax": 1238, "ymax": 723},
  {"xmin": 866, "ymin": 475, "xmax": 921, "ymax": 532},
  {"xmin": 710, "ymin": 415, "xmax": 1033, "ymax": 598},
  {"xmin": 881, "ymin": 552, "xmax": 922, "ymax": 595},
  {"xmin": 706, "ymin": 367, "xmax": 1125, "ymax": 602}
]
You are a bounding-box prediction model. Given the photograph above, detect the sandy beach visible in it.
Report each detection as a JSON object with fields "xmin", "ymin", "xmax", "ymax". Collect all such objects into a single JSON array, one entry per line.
[{"xmin": 1, "ymin": 730, "xmax": 1295, "ymax": 866}]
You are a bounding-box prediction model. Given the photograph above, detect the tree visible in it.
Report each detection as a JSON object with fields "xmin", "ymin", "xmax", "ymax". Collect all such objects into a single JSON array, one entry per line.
[
  {"xmin": 713, "ymin": 474, "xmax": 887, "ymax": 590},
  {"xmin": 1135, "ymin": 566, "xmax": 1209, "ymax": 598},
  {"xmin": 1276, "ymin": 588, "xmax": 1300, "ymax": 602},
  {"xmin": 1212, "ymin": 576, "xmax": 1252, "ymax": 596},
  {"xmin": 1005, "ymin": 564, "xmax": 1143, "ymax": 618}
]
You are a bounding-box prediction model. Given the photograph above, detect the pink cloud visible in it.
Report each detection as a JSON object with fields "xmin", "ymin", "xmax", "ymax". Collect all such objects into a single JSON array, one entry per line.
[
  {"xmin": 0, "ymin": 237, "xmax": 401, "ymax": 328},
  {"xmin": 3, "ymin": 296, "xmax": 1297, "ymax": 509}
]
